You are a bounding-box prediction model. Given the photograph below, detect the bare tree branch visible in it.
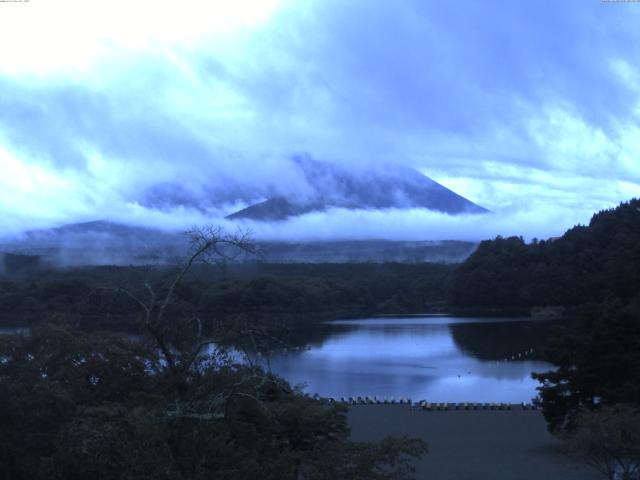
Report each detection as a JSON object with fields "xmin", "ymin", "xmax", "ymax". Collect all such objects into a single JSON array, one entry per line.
[{"xmin": 119, "ymin": 225, "xmax": 259, "ymax": 383}]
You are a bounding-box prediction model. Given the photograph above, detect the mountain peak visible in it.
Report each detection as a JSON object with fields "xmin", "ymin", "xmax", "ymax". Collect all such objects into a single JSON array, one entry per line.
[{"xmin": 227, "ymin": 159, "xmax": 488, "ymax": 221}]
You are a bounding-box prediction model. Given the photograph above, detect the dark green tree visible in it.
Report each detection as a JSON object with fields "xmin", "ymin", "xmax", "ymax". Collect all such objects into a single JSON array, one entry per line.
[
  {"xmin": 0, "ymin": 226, "xmax": 428, "ymax": 480},
  {"xmin": 563, "ymin": 405, "xmax": 640, "ymax": 480},
  {"xmin": 533, "ymin": 300, "xmax": 640, "ymax": 433}
]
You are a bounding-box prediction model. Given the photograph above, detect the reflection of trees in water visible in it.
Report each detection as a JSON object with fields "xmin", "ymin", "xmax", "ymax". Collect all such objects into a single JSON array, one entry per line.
[
  {"xmin": 449, "ymin": 320, "xmax": 572, "ymax": 361},
  {"xmin": 281, "ymin": 322, "xmax": 335, "ymax": 349},
  {"xmin": 241, "ymin": 316, "xmax": 339, "ymax": 352},
  {"xmin": 281, "ymin": 318, "xmax": 577, "ymax": 363}
]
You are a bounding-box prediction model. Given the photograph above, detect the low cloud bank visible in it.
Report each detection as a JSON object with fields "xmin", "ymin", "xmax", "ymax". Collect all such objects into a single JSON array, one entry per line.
[
  {"xmin": 0, "ymin": 1, "xmax": 638, "ymax": 241},
  {"xmin": 229, "ymin": 204, "xmax": 598, "ymax": 242},
  {"xmin": 44, "ymin": 203, "xmax": 605, "ymax": 242}
]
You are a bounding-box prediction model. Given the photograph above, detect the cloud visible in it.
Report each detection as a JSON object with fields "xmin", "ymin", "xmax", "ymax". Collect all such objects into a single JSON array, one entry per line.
[
  {"xmin": 235, "ymin": 205, "xmax": 588, "ymax": 242},
  {"xmin": 0, "ymin": 0, "xmax": 283, "ymax": 74},
  {"xmin": 81, "ymin": 202, "xmax": 603, "ymax": 243},
  {"xmin": 0, "ymin": 0, "xmax": 639, "ymax": 240}
]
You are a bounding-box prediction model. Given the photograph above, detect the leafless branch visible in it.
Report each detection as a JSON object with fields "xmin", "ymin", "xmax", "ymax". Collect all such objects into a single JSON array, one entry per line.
[{"xmin": 117, "ymin": 225, "xmax": 259, "ymax": 380}]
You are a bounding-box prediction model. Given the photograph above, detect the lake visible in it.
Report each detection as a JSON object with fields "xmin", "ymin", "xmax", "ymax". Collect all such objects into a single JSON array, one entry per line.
[
  {"xmin": 262, "ymin": 316, "xmax": 556, "ymax": 403},
  {"xmin": 0, "ymin": 316, "xmax": 558, "ymax": 403}
]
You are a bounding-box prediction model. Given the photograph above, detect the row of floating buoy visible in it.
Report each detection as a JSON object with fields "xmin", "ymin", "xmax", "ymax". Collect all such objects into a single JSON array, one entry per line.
[
  {"xmin": 416, "ymin": 401, "xmax": 537, "ymax": 411},
  {"xmin": 256, "ymin": 345, "xmax": 311, "ymax": 357},
  {"xmin": 495, "ymin": 348, "xmax": 535, "ymax": 363},
  {"xmin": 281, "ymin": 346, "xmax": 312, "ymax": 353},
  {"xmin": 324, "ymin": 397, "xmax": 538, "ymax": 410},
  {"xmin": 327, "ymin": 396, "xmax": 412, "ymax": 405}
]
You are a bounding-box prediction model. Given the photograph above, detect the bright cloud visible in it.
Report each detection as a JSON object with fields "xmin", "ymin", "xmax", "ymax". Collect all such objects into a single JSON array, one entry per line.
[
  {"xmin": 0, "ymin": 0, "xmax": 639, "ymax": 240},
  {"xmin": 0, "ymin": 0, "xmax": 284, "ymax": 74}
]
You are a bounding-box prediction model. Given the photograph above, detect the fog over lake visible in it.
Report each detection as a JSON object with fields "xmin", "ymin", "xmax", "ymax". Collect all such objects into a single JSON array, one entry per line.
[{"xmin": 264, "ymin": 317, "xmax": 555, "ymax": 403}]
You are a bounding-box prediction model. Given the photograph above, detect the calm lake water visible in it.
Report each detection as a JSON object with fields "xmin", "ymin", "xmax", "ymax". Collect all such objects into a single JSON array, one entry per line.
[
  {"xmin": 263, "ymin": 316, "xmax": 556, "ymax": 403},
  {"xmin": 0, "ymin": 316, "xmax": 558, "ymax": 403}
]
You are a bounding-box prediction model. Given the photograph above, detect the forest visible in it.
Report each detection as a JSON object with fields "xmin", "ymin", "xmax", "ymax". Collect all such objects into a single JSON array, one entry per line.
[
  {"xmin": 0, "ymin": 229, "xmax": 429, "ymax": 480},
  {"xmin": 1, "ymin": 199, "xmax": 640, "ymax": 479},
  {"xmin": 452, "ymin": 199, "xmax": 640, "ymax": 308},
  {"xmin": 452, "ymin": 200, "xmax": 640, "ymax": 445},
  {"xmin": 4, "ymin": 200, "xmax": 639, "ymax": 330},
  {"xmin": 0, "ymin": 261, "xmax": 454, "ymax": 333}
]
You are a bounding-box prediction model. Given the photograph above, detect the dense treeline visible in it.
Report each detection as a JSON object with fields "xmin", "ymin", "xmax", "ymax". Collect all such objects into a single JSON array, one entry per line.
[
  {"xmin": 2, "ymin": 199, "xmax": 639, "ymax": 477},
  {"xmin": 0, "ymin": 324, "xmax": 426, "ymax": 480},
  {"xmin": 452, "ymin": 199, "xmax": 640, "ymax": 308},
  {"xmin": 4, "ymin": 199, "xmax": 639, "ymax": 327},
  {"xmin": 452, "ymin": 199, "xmax": 640, "ymax": 439},
  {"xmin": 0, "ymin": 262, "xmax": 454, "ymax": 331},
  {"xmin": 533, "ymin": 299, "xmax": 640, "ymax": 432},
  {"xmin": 0, "ymin": 229, "xmax": 428, "ymax": 480}
]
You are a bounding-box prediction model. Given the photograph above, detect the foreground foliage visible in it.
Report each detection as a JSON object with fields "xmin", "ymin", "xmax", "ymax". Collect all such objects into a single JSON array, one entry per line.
[
  {"xmin": 449, "ymin": 199, "xmax": 640, "ymax": 476},
  {"xmin": 0, "ymin": 226, "xmax": 428, "ymax": 479},
  {"xmin": 532, "ymin": 300, "xmax": 640, "ymax": 433},
  {"xmin": 0, "ymin": 324, "xmax": 427, "ymax": 480},
  {"xmin": 563, "ymin": 405, "xmax": 640, "ymax": 480}
]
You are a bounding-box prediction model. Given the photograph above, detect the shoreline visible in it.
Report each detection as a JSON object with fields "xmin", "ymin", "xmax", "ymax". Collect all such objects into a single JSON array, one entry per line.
[{"xmin": 348, "ymin": 405, "xmax": 599, "ymax": 480}]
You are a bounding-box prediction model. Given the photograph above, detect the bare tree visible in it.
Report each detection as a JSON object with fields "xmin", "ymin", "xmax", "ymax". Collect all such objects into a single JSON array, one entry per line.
[
  {"xmin": 564, "ymin": 405, "xmax": 640, "ymax": 480},
  {"xmin": 120, "ymin": 226, "xmax": 303, "ymax": 421},
  {"xmin": 121, "ymin": 226, "xmax": 260, "ymax": 378}
]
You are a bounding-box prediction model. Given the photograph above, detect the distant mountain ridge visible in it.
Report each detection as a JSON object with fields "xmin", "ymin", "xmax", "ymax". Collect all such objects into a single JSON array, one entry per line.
[
  {"xmin": 1, "ymin": 220, "xmax": 478, "ymax": 267},
  {"xmin": 0, "ymin": 158, "xmax": 489, "ymax": 266},
  {"xmin": 227, "ymin": 158, "xmax": 488, "ymax": 221}
]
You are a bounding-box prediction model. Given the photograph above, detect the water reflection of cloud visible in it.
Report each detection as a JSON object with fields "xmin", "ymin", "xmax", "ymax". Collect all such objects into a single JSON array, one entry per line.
[
  {"xmin": 427, "ymin": 375, "xmax": 542, "ymax": 403},
  {"xmin": 307, "ymin": 329, "xmax": 459, "ymax": 360},
  {"xmin": 266, "ymin": 317, "xmax": 555, "ymax": 402}
]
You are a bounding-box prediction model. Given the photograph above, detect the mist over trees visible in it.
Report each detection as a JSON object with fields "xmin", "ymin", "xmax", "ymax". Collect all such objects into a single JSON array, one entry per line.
[
  {"xmin": 2, "ymin": 199, "xmax": 640, "ymax": 478},
  {"xmin": 0, "ymin": 227, "xmax": 428, "ymax": 480}
]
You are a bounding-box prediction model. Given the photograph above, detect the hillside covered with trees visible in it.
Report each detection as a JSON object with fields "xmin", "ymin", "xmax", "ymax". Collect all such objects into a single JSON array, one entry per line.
[
  {"xmin": 451, "ymin": 199, "xmax": 640, "ymax": 308},
  {"xmin": 450, "ymin": 199, "xmax": 640, "ymax": 473}
]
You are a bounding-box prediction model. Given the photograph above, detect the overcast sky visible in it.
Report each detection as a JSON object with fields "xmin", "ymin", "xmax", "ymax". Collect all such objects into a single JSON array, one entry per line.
[{"xmin": 0, "ymin": 0, "xmax": 639, "ymax": 240}]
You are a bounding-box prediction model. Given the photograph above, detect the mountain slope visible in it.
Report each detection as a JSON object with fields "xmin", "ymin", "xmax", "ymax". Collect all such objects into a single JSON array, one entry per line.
[{"xmin": 227, "ymin": 158, "xmax": 488, "ymax": 221}]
